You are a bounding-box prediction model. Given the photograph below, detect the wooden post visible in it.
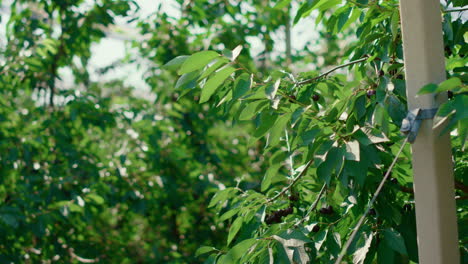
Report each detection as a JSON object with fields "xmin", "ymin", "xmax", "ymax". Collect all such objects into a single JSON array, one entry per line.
[{"xmin": 399, "ymin": 0, "xmax": 459, "ymax": 263}]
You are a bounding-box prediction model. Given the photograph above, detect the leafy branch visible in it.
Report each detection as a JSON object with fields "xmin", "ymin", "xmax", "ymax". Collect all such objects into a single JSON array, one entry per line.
[
  {"xmin": 266, "ymin": 159, "xmax": 313, "ymax": 203},
  {"xmin": 294, "ymin": 183, "xmax": 327, "ymax": 228},
  {"xmin": 296, "ymin": 57, "xmax": 368, "ymax": 86},
  {"xmin": 443, "ymin": 7, "xmax": 468, "ymax": 13}
]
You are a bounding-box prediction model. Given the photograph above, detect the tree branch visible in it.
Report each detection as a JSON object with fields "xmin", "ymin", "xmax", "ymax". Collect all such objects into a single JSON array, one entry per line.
[
  {"xmin": 443, "ymin": 7, "xmax": 468, "ymax": 13},
  {"xmin": 267, "ymin": 160, "xmax": 313, "ymax": 203},
  {"xmin": 296, "ymin": 57, "xmax": 368, "ymax": 86},
  {"xmin": 294, "ymin": 183, "xmax": 327, "ymax": 228}
]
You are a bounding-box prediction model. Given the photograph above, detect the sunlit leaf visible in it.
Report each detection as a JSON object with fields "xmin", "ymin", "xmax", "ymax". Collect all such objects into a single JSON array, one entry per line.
[{"xmin": 178, "ymin": 51, "xmax": 220, "ymax": 75}]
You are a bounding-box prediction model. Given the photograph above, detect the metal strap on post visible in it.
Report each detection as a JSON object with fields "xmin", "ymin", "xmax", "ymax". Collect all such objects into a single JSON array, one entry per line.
[{"xmin": 400, "ymin": 108, "xmax": 438, "ymax": 143}]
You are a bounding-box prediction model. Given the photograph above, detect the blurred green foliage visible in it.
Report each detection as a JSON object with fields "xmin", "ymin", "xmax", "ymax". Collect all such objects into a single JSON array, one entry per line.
[{"xmin": 0, "ymin": 0, "xmax": 466, "ymax": 263}]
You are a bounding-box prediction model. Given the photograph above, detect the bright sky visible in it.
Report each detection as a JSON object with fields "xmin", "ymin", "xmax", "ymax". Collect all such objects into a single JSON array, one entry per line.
[
  {"xmin": 0, "ymin": 0, "xmax": 316, "ymax": 95},
  {"xmin": 87, "ymin": 0, "xmax": 317, "ymax": 95}
]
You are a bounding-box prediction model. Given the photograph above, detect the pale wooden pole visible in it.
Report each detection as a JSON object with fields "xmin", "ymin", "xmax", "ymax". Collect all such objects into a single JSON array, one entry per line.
[{"xmin": 399, "ymin": 0, "xmax": 459, "ymax": 263}]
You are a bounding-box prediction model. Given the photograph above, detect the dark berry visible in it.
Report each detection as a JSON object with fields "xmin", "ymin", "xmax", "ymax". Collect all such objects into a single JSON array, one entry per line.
[
  {"xmin": 445, "ymin": 46, "xmax": 452, "ymax": 56},
  {"xmin": 265, "ymin": 213, "xmax": 281, "ymax": 225},
  {"xmin": 447, "ymin": 90, "xmax": 453, "ymax": 99},
  {"xmin": 312, "ymin": 225, "xmax": 320, "ymax": 233},
  {"xmin": 366, "ymin": 90, "xmax": 376, "ymax": 98},
  {"xmin": 319, "ymin": 205, "xmax": 333, "ymax": 215},
  {"xmin": 285, "ymin": 207, "xmax": 293, "ymax": 215},
  {"xmin": 319, "ymin": 207, "xmax": 328, "ymax": 215},
  {"xmin": 403, "ymin": 204, "xmax": 412, "ymax": 212},
  {"xmin": 379, "ymin": 70, "xmax": 384, "ymax": 77},
  {"xmin": 369, "ymin": 208, "xmax": 376, "ymax": 216},
  {"xmin": 288, "ymin": 194, "xmax": 299, "ymax": 202},
  {"xmin": 390, "ymin": 177, "xmax": 398, "ymax": 184},
  {"xmin": 396, "ymin": 74, "xmax": 404, "ymax": 80},
  {"xmin": 288, "ymin": 95, "xmax": 297, "ymax": 103},
  {"xmin": 312, "ymin": 94, "xmax": 320, "ymax": 102}
]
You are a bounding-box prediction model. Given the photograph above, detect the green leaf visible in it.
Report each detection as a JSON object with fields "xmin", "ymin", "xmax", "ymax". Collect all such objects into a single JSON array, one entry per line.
[
  {"xmin": 267, "ymin": 113, "xmax": 292, "ymax": 147},
  {"xmin": 317, "ymin": 146, "xmax": 345, "ymax": 184},
  {"xmin": 316, "ymin": 0, "xmax": 341, "ymax": 11},
  {"xmin": 219, "ymin": 208, "xmax": 240, "ymax": 222},
  {"xmin": 417, "ymin": 83, "xmax": 438, "ymax": 95},
  {"xmin": 198, "ymin": 58, "xmax": 229, "ymax": 80},
  {"xmin": 360, "ymin": 127, "xmax": 390, "ymax": 144},
  {"xmin": 372, "ymin": 103, "xmax": 390, "ymax": 134},
  {"xmin": 69, "ymin": 203, "xmax": 83, "ymax": 213},
  {"xmin": 224, "ymin": 45, "xmax": 243, "ymax": 61},
  {"xmin": 266, "ymin": 79, "xmax": 280, "ymax": 100},
  {"xmin": 0, "ymin": 214, "xmax": 18, "ymax": 228},
  {"xmin": 434, "ymin": 95, "xmax": 468, "ymax": 136},
  {"xmin": 233, "ymin": 73, "xmax": 252, "ymax": 100},
  {"xmin": 390, "ymin": 11, "xmax": 400, "ymax": 41},
  {"xmin": 175, "ymin": 71, "xmax": 199, "ymax": 90},
  {"xmin": 195, "ymin": 246, "xmax": 217, "ymax": 257},
  {"xmin": 243, "ymin": 86, "xmax": 267, "ymax": 100},
  {"xmin": 178, "ymin": 51, "xmax": 220, "ymax": 75},
  {"xmin": 377, "ymin": 241, "xmax": 395, "ymax": 264},
  {"xmin": 239, "ymin": 100, "xmax": 268, "ymax": 121},
  {"xmin": 200, "ymin": 66, "xmax": 235, "ymax": 103},
  {"xmin": 300, "ymin": 128, "xmax": 320, "ymax": 146},
  {"xmin": 261, "ymin": 163, "xmax": 282, "ymax": 191},
  {"xmin": 353, "ymin": 233, "xmax": 373, "ymax": 264},
  {"xmin": 437, "ymin": 77, "xmax": 462, "ymax": 92},
  {"xmin": 341, "ymin": 8, "xmax": 361, "ymax": 32},
  {"xmin": 274, "ymin": 0, "xmax": 291, "ymax": 9},
  {"xmin": 294, "ymin": 0, "xmax": 319, "ymax": 24},
  {"xmin": 227, "ymin": 216, "xmax": 243, "ymax": 245},
  {"xmin": 273, "ymin": 230, "xmax": 312, "ymax": 263},
  {"xmin": 336, "ymin": 7, "xmax": 352, "ymax": 33},
  {"xmin": 209, "ymin": 188, "xmax": 238, "ymax": 208},
  {"xmin": 87, "ymin": 194, "xmax": 104, "ymax": 205},
  {"xmin": 224, "ymin": 238, "xmax": 258, "ymax": 261},
  {"xmin": 418, "ymin": 78, "xmax": 461, "ymax": 95},
  {"xmin": 163, "ymin": 55, "xmax": 189, "ymax": 71},
  {"xmin": 345, "ymin": 140, "xmax": 360, "ymax": 161},
  {"xmin": 313, "ymin": 229, "xmax": 328, "ymax": 251},
  {"xmin": 383, "ymin": 228, "xmax": 407, "ymax": 255}
]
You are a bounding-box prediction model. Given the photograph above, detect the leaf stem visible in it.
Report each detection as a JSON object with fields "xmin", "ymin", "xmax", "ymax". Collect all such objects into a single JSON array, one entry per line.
[
  {"xmin": 294, "ymin": 183, "xmax": 327, "ymax": 228},
  {"xmin": 284, "ymin": 129, "xmax": 295, "ymax": 177},
  {"xmin": 296, "ymin": 57, "xmax": 368, "ymax": 86},
  {"xmin": 266, "ymin": 159, "xmax": 313, "ymax": 203}
]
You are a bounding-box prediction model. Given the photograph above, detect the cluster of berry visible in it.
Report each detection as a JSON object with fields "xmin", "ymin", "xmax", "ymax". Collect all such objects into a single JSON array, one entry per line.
[{"xmin": 265, "ymin": 207, "xmax": 294, "ymax": 225}]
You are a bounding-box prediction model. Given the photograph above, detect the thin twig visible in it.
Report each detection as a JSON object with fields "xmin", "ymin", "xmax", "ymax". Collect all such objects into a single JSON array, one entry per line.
[
  {"xmin": 296, "ymin": 57, "xmax": 368, "ymax": 86},
  {"xmin": 294, "ymin": 183, "xmax": 327, "ymax": 228},
  {"xmin": 284, "ymin": 129, "xmax": 295, "ymax": 177},
  {"xmin": 267, "ymin": 160, "xmax": 314, "ymax": 203},
  {"xmin": 443, "ymin": 7, "xmax": 468, "ymax": 13},
  {"xmin": 334, "ymin": 136, "xmax": 409, "ymax": 264}
]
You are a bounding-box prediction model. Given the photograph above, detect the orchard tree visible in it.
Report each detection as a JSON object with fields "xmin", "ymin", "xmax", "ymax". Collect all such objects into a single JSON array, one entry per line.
[
  {"xmin": 0, "ymin": 0, "xmax": 266, "ymax": 263},
  {"xmin": 167, "ymin": 0, "xmax": 468, "ymax": 263}
]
